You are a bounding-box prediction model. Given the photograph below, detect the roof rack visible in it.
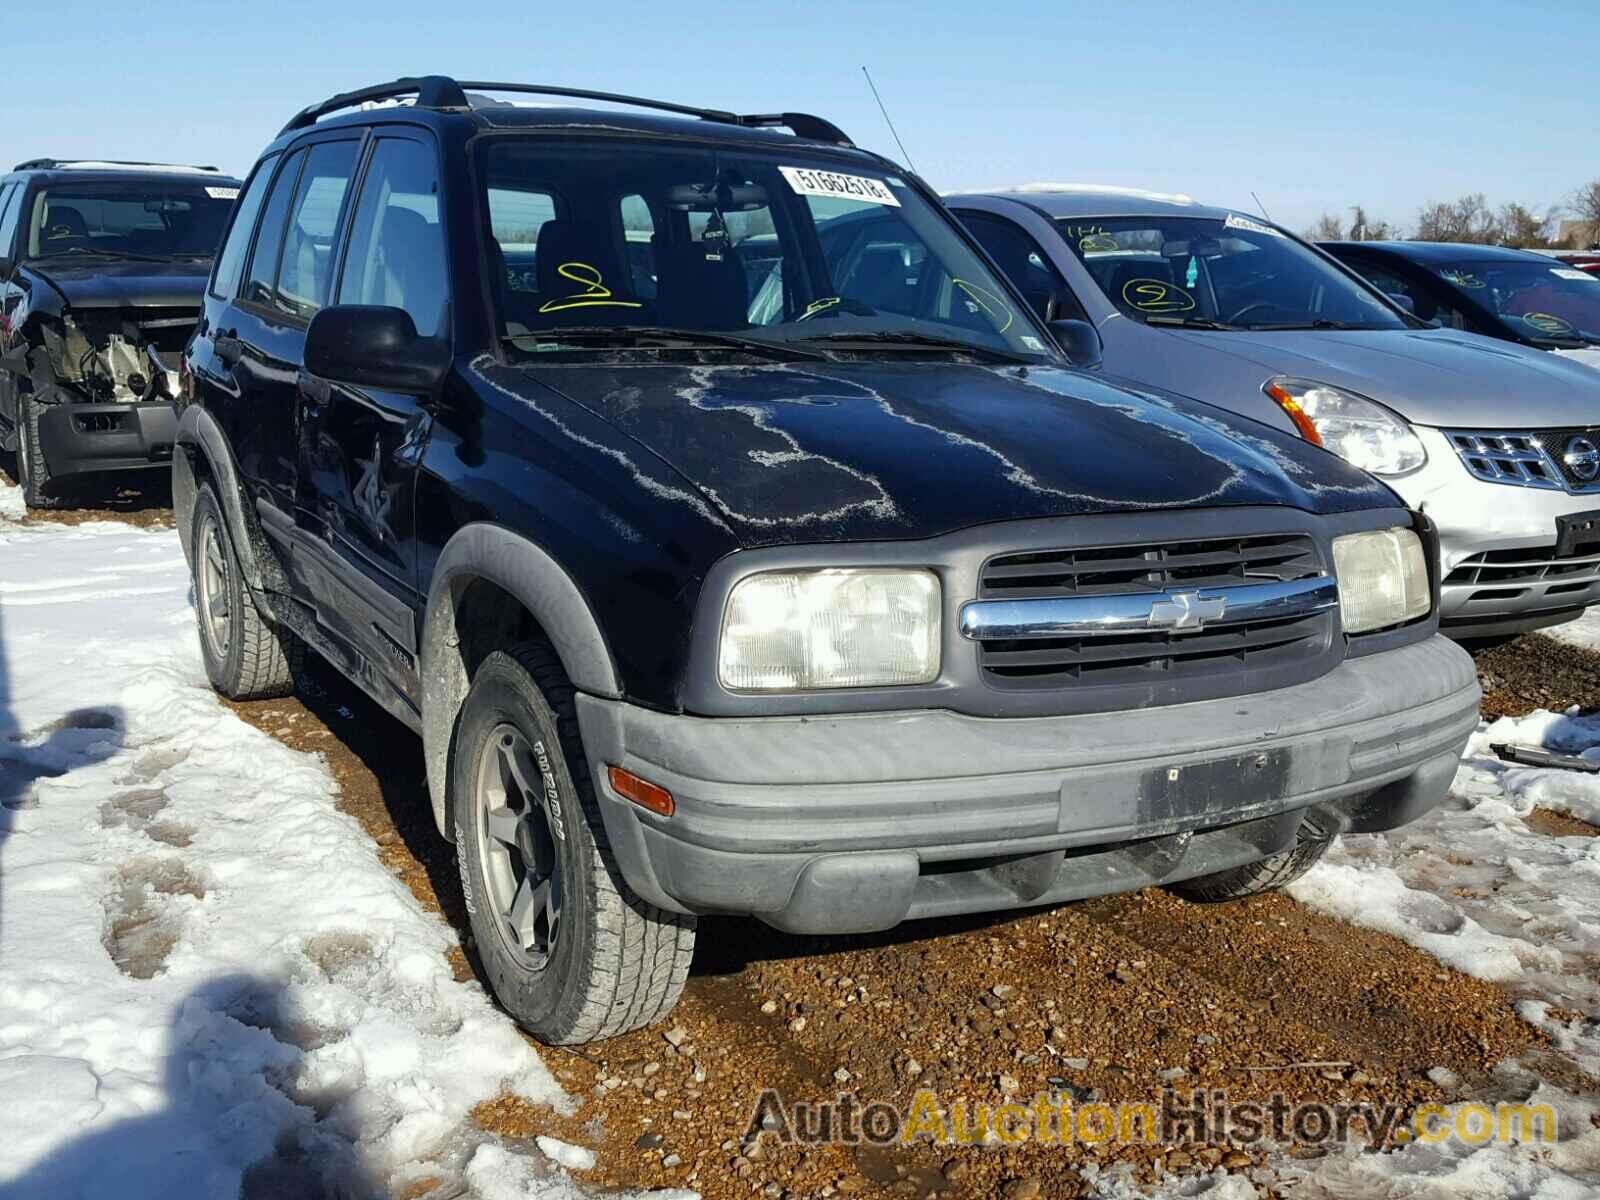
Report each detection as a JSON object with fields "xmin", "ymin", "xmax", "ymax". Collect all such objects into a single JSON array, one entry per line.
[
  {"xmin": 279, "ymin": 75, "xmax": 853, "ymax": 145},
  {"xmin": 12, "ymin": 158, "xmax": 221, "ymax": 173}
]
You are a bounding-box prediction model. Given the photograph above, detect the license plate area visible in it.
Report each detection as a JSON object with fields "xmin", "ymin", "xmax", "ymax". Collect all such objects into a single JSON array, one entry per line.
[{"xmin": 1137, "ymin": 747, "xmax": 1293, "ymax": 826}]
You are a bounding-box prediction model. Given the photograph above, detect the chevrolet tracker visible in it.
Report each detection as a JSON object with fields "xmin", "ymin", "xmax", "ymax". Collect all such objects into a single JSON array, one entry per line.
[
  {"xmin": 175, "ymin": 77, "xmax": 1480, "ymax": 1044},
  {"xmin": 0, "ymin": 160, "xmax": 242, "ymax": 507}
]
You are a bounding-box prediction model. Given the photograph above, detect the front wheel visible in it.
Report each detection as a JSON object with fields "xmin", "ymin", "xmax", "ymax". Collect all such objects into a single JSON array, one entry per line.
[
  {"xmin": 1169, "ymin": 835, "xmax": 1331, "ymax": 902},
  {"xmin": 453, "ymin": 642, "xmax": 694, "ymax": 1044},
  {"xmin": 15, "ymin": 389, "xmax": 64, "ymax": 510},
  {"xmin": 190, "ymin": 484, "xmax": 301, "ymax": 699}
]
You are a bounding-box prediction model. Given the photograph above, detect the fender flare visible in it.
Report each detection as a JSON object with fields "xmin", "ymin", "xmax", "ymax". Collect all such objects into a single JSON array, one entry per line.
[
  {"xmin": 173, "ymin": 406, "xmax": 287, "ymax": 595},
  {"xmin": 420, "ymin": 522, "xmax": 622, "ymax": 837}
]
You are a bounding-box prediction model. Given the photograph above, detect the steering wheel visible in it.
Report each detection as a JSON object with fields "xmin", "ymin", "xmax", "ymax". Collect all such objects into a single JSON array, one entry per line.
[
  {"xmin": 1225, "ymin": 301, "xmax": 1297, "ymax": 326},
  {"xmin": 797, "ymin": 296, "xmax": 879, "ymax": 322}
]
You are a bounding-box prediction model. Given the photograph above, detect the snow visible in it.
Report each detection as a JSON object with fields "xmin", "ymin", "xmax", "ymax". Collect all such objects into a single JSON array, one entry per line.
[
  {"xmin": 1544, "ymin": 606, "xmax": 1600, "ymax": 651},
  {"xmin": 1286, "ymin": 707, "xmax": 1600, "ymax": 1197},
  {"xmin": 0, "ymin": 487, "xmax": 592, "ymax": 1197},
  {"xmin": 1552, "ymin": 347, "xmax": 1600, "ymax": 372}
]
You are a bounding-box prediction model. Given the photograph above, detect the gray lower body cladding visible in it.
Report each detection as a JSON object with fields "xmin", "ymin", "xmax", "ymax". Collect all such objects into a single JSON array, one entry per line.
[{"xmin": 577, "ymin": 635, "xmax": 1479, "ymax": 934}]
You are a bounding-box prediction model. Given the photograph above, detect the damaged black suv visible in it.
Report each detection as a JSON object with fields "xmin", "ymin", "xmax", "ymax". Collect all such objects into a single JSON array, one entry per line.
[
  {"xmin": 178, "ymin": 77, "xmax": 1480, "ymax": 1045},
  {"xmin": 0, "ymin": 160, "xmax": 241, "ymax": 507}
]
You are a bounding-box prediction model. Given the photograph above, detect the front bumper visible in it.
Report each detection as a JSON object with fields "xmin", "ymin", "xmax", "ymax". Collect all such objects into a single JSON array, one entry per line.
[
  {"xmin": 1393, "ymin": 427, "xmax": 1600, "ymax": 638},
  {"xmin": 36, "ymin": 394, "xmax": 177, "ymax": 478},
  {"xmin": 577, "ymin": 635, "xmax": 1478, "ymax": 934}
]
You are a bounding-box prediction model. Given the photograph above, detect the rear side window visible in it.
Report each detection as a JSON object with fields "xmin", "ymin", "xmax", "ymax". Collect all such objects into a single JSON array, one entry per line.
[
  {"xmin": 210, "ymin": 155, "xmax": 280, "ymax": 301},
  {"xmin": 0, "ymin": 184, "xmax": 26, "ymax": 259},
  {"xmin": 275, "ymin": 141, "xmax": 360, "ymax": 321},
  {"xmin": 487, "ymin": 187, "xmax": 556, "ymax": 294},
  {"xmin": 337, "ymin": 137, "xmax": 448, "ymax": 337},
  {"xmin": 243, "ymin": 149, "xmax": 306, "ymax": 310}
]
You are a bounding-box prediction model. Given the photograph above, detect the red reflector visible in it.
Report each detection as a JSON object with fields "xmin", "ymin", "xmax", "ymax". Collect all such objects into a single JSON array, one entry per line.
[{"xmin": 608, "ymin": 765, "xmax": 674, "ymax": 817}]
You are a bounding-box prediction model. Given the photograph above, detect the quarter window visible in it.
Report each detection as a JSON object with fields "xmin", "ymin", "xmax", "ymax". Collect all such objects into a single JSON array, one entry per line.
[
  {"xmin": 275, "ymin": 141, "xmax": 360, "ymax": 321},
  {"xmin": 210, "ymin": 154, "xmax": 280, "ymax": 301},
  {"xmin": 337, "ymin": 138, "xmax": 449, "ymax": 338}
]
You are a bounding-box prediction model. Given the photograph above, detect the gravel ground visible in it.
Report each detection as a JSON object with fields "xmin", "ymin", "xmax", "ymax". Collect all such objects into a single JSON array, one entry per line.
[
  {"xmin": 0, "ymin": 457, "xmax": 174, "ymax": 529},
  {"xmin": 212, "ymin": 635, "xmax": 1599, "ymax": 1200},
  {"xmin": 31, "ymin": 472, "xmax": 1596, "ymax": 1198}
]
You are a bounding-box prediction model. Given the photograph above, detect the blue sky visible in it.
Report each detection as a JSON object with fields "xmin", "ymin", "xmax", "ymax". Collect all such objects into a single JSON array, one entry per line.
[{"xmin": 5, "ymin": 0, "xmax": 1593, "ymax": 234}]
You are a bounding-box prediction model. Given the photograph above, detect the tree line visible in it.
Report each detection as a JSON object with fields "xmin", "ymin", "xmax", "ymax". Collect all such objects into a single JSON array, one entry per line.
[{"xmin": 1304, "ymin": 180, "xmax": 1600, "ymax": 248}]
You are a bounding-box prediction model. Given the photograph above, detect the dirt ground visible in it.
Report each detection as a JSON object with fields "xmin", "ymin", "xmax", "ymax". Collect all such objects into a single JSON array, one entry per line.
[
  {"xmin": 214, "ymin": 633, "xmax": 1600, "ymax": 1200},
  {"xmin": 18, "ymin": 476, "xmax": 1597, "ymax": 1197}
]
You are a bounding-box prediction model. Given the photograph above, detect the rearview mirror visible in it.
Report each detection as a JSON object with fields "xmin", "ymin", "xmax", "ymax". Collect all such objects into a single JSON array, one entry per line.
[
  {"xmin": 303, "ymin": 305, "xmax": 450, "ymax": 395},
  {"xmin": 1049, "ymin": 318, "xmax": 1103, "ymax": 369},
  {"xmin": 1386, "ymin": 292, "xmax": 1416, "ymax": 315}
]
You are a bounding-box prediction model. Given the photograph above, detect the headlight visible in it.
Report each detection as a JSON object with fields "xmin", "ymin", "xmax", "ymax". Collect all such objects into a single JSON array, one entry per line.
[
  {"xmin": 1332, "ymin": 527, "xmax": 1431, "ymax": 633},
  {"xmin": 719, "ymin": 568, "xmax": 941, "ymax": 691},
  {"xmin": 1264, "ymin": 377, "xmax": 1426, "ymax": 476}
]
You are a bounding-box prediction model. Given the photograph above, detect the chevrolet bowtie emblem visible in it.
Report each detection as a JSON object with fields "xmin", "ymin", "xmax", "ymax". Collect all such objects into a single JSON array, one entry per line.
[{"xmin": 1147, "ymin": 591, "xmax": 1227, "ymax": 631}]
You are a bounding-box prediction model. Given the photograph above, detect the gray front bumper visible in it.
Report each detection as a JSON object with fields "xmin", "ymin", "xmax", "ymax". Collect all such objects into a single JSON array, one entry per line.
[{"xmin": 576, "ymin": 635, "xmax": 1479, "ymax": 934}]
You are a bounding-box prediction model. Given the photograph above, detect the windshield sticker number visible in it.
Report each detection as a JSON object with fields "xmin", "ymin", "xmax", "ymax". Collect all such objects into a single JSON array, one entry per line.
[
  {"xmin": 1122, "ymin": 278, "xmax": 1196, "ymax": 313},
  {"xmin": 537, "ymin": 263, "xmax": 643, "ymax": 314},
  {"xmin": 1223, "ymin": 213, "xmax": 1282, "ymax": 238},
  {"xmin": 1440, "ymin": 270, "xmax": 1485, "ymax": 289},
  {"xmin": 1553, "ymin": 268, "xmax": 1598, "ymax": 283},
  {"xmin": 205, "ymin": 186, "xmax": 240, "ymax": 200},
  {"xmin": 1079, "ymin": 233, "xmax": 1120, "ymax": 254},
  {"xmin": 779, "ymin": 166, "xmax": 900, "ymax": 207},
  {"xmin": 952, "ymin": 279, "xmax": 1015, "ymax": 332},
  {"xmin": 1522, "ymin": 311, "xmax": 1576, "ymax": 336}
]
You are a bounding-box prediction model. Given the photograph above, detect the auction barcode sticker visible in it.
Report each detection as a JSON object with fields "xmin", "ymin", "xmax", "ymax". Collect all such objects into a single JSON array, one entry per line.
[
  {"xmin": 1553, "ymin": 268, "xmax": 1597, "ymax": 282},
  {"xmin": 779, "ymin": 166, "xmax": 901, "ymax": 207},
  {"xmin": 205, "ymin": 186, "xmax": 240, "ymax": 200}
]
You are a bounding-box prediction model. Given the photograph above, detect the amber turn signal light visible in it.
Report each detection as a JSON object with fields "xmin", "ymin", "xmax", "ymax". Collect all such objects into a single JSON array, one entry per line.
[{"xmin": 608, "ymin": 765, "xmax": 674, "ymax": 817}]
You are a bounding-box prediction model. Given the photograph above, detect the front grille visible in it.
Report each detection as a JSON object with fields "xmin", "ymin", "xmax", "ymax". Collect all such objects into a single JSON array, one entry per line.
[
  {"xmin": 1445, "ymin": 540, "xmax": 1600, "ymax": 604},
  {"xmin": 978, "ymin": 533, "xmax": 1321, "ymax": 598},
  {"xmin": 973, "ymin": 533, "xmax": 1332, "ymax": 692},
  {"xmin": 1445, "ymin": 429, "xmax": 1600, "ymax": 492}
]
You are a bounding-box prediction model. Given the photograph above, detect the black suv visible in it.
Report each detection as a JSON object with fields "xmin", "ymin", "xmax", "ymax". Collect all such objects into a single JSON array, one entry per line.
[
  {"xmin": 177, "ymin": 76, "xmax": 1480, "ymax": 1044},
  {"xmin": 0, "ymin": 160, "xmax": 242, "ymax": 507}
]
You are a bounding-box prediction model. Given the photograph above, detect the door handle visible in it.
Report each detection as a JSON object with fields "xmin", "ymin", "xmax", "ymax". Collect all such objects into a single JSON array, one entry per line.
[
  {"xmin": 297, "ymin": 369, "xmax": 332, "ymax": 408},
  {"xmin": 214, "ymin": 333, "xmax": 242, "ymax": 367}
]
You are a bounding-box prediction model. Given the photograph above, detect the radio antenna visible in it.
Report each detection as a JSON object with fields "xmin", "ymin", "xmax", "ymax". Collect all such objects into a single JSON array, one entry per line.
[
  {"xmin": 861, "ymin": 66, "xmax": 918, "ymax": 174},
  {"xmin": 1251, "ymin": 191, "xmax": 1274, "ymax": 221}
]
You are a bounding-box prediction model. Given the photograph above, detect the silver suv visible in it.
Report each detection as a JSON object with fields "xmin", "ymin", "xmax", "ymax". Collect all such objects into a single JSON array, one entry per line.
[{"xmin": 952, "ymin": 185, "xmax": 1600, "ymax": 641}]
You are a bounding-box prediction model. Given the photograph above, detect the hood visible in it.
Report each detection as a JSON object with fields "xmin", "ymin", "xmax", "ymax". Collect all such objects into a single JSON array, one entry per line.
[
  {"xmin": 1164, "ymin": 326, "xmax": 1600, "ymax": 428},
  {"xmin": 27, "ymin": 258, "xmax": 210, "ymax": 309},
  {"xmin": 517, "ymin": 359, "xmax": 1394, "ymax": 546},
  {"xmin": 1554, "ymin": 346, "xmax": 1600, "ymax": 373}
]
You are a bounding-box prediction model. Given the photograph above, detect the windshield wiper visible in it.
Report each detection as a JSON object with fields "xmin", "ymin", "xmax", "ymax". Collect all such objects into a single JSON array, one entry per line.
[
  {"xmin": 44, "ymin": 246, "xmax": 177, "ymax": 264},
  {"xmin": 789, "ymin": 329, "xmax": 1034, "ymax": 364},
  {"xmin": 1242, "ymin": 318, "xmax": 1375, "ymax": 331},
  {"xmin": 503, "ymin": 325, "xmax": 824, "ymax": 361},
  {"xmin": 1143, "ymin": 315, "xmax": 1243, "ymax": 331}
]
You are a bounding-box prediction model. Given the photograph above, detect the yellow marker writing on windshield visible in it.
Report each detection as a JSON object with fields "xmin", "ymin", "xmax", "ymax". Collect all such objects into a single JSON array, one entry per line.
[
  {"xmin": 538, "ymin": 262, "xmax": 643, "ymax": 314},
  {"xmin": 952, "ymin": 279, "xmax": 1015, "ymax": 332}
]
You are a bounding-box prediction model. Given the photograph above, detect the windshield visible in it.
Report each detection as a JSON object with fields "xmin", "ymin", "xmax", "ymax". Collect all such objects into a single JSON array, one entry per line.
[
  {"xmin": 24, "ymin": 179, "xmax": 239, "ymax": 261},
  {"xmin": 1434, "ymin": 260, "xmax": 1600, "ymax": 345},
  {"xmin": 479, "ymin": 139, "xmax": 1056, "ymax": 361},
  {"xmin": 1059, "ymin": 215, "xmax": 1407, "ymax": 331}
]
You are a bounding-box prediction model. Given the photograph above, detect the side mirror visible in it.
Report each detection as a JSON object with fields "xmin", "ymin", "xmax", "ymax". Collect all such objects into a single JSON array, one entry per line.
[
  {"xmin": 1048, "ymin": 318, "xmax": 1103, "ymax": 370},
  {"xmin": 1386, "ymin": 292, "xmax": 1416, "ymax": 315},
  {"xmin": 303, "ymin": 305, "xmax": 450, "ymax": 396}
]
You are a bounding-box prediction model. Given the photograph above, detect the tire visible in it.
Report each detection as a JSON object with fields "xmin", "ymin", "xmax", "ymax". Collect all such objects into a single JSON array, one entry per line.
[
  {"xmin": 15, "ymin": 388, "xmax": 64, "ymax": 510},
  {"xmin": 190, "ymin": 483, "xmax": 301, "ymax": 700},
  {"xmin": 1169, "ymin": 835, "xmax": 1332, "ymax": 902},
  {"xmin": 453, "ymin": 642, "xmax": 695, "ymax": 1044}
]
